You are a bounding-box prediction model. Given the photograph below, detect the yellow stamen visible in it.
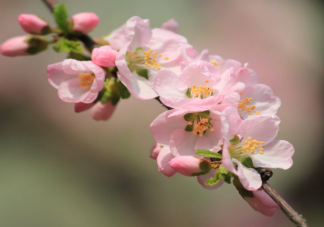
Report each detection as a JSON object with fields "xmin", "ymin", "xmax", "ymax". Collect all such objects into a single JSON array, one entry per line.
[
  {"xmin": 164, "ymin": 57, "xmax": 169, "ymax": 60},
  {"xmin": 78, "ymin": 73, "xmax": 95, "ymax": 89}
]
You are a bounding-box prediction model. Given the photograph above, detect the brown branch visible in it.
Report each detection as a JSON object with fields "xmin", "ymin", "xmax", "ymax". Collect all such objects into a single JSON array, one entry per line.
[
  {"xmin": 262, "ymin": 182, "xmax": 308, "ymax": 227},
  {"xmin": 41, "ymin": 0, "xmax": 99, "ymax": 52}
]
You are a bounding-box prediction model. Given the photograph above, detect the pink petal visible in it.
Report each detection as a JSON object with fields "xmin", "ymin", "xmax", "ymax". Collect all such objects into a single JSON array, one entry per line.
[
  {"xmin": 104, "ymin": 24, "xmax": 127, "ymax": 51},
  {"xmin": 251, "ymin": 140, "xmax": 294, "ymax": 170},
  {"xmin": 157, "ymin": 146, "xmax": 176, "ymax": 177},
  {"xmin": 150, "ymin": 109, "xmax": 188, "ymax": 146},
  {"xmin": 74, "ymin": 102, "xmax": 94, "ymax": 113},
  {"xmin": 238, "ymin": 116, "xmax": 280, "ymax": 145},
  {"xmin": 232, "ymin": 159, "xmax": 262, "ymax": 191},
  {"xmin": 150, "ymin": 142, "xmax": 163, "ymax": 160},
  {"xmin": 170, "ymin": 129, "xmax": 199, "ymax": 156},
  {"xmin": 47, "ymin": 62, "xmax": 75, "ymax": 89},
  {"xmin": 244, "ymin": 190, "xmax": 279, "ymax": 217},
  {"xmin": 168, "ymin": 156, "xmax": 202, "ymax": 176},
  {"xmin": 161, "ymin": 19, "xmax": 179, "ymax": 33}
]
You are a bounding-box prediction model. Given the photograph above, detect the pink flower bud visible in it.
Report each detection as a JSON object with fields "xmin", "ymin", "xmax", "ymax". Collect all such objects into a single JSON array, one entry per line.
[
  {"xmin": 0, "ymin": 36, "xmax": 30, "ymax": 57},
  {"xmin": 17, "ymin": 14, "xmax": 50, "ymax": 35},
  {"xmin": 169, "ymin": 156, "xmax": 205, "ymax": 177},
  {"xmin": 72, "ymin": 12, "xmax": 99, "ymax": 34},
  {"xmin": 90, "ymin": 101, "xmax": 116, "ymax": 121},
  {"xmin": 75, "ymin": 102, "xmax": 95, "ymax": 113},
  {"xmin": 150, "ymin": 142, "xmax": 163, "ymax": 160},
  {"xmin": 92, "ymin": 46, "xmax": 117, "ymax": 67}
]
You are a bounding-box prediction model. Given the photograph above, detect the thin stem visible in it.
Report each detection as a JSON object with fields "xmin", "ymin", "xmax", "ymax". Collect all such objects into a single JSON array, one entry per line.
[
  {"xmin": 42, "ymin": 0, "xmax": 99, "ymax": 52},
  {"xmin": 262, "ymin": 182, "xmax": 308, "ymax": 227}
]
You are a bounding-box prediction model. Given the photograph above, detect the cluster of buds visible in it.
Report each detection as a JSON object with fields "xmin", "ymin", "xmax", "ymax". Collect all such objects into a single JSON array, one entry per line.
[{"xmin": 0, "ymin": 4, "xmax": 295, "ymax": 218}]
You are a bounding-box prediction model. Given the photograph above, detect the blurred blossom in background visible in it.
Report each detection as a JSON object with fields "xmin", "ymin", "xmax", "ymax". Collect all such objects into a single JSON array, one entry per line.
[{"xmin": 0, "ymin": 0, "xmax": 323, "ymax": 226}]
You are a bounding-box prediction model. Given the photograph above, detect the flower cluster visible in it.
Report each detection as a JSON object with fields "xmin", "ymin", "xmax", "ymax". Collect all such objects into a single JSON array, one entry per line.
[{"xmin": 0, "ymin": 5, "xmax": 295, "ymax": 217}]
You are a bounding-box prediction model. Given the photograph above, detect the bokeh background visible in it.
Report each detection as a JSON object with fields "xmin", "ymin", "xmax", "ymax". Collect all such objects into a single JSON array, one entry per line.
[{"xmin": 0, "ymin": 0, "xmax": 323, "ymax": 226}]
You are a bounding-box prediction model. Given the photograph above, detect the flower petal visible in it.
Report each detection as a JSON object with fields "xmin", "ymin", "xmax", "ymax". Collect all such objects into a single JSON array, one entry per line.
[
  {"xmin": 232, "ymin": 159, "xmax": 262, "ymax": 191},
  {"xmin": 58, "ymin": 78, "xmax": 93, "ymax": 103},
  {"xmin": 251, "ymin": 140, "xmax": 294, "ymax": 170},
  {"xmin": 170, "ymin": 129, "xmax": 199, "ymax": 156},
  {"xmin": 47, "ymin": 62, "xmax": 75, "ymax": 89},
  {"xmin": 161, "ymin": 19, "xmax": 179, "ymax": 33},
  {"xmin": 157, "ymin": 146, "xmax": 176, "ymax": 177},
  {"xmin": 244, "ymin": 190, "xmax": 279, "ymax": 217}
]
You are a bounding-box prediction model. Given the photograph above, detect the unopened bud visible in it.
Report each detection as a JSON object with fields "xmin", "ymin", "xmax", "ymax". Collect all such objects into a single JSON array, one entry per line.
[
  {"xmin": 169, "ymin": 156, "xmax": 211, "ymax": 176},
  {"xmin": 17, "ymin": 14, "xmax": 51, "ymax": 35},
  {"xmin": 75, "ymin": 102, "xmax": 95, "ymax": 113},
  {"xmin": 0, "ymin": 35, "xmax": 47, "ymax": 57},
  {"xmin": 90, "ymin": 101, "xmax": 116, "ymax": 121},
  {"xmin": 71, "ymin": 12, "xmax": 99, "ymax": 34},
  {"xmin": 92, "ymin": 46, "xmax": 117, "ymax": 67}
]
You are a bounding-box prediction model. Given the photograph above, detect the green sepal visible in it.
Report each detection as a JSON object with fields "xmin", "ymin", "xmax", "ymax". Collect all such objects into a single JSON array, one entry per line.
[
  {"xmin": 195, "ymin": 149, "xmax": 222, "ymax": 159},
  {"xmin": 67, "ymin": 51, "xmax": 91, "ymax": 61},
  {"xmin": 205, "ymin": 168, "xmax": 223, "ymax": 186},
  {"xmin": 135, "ymin": 47, "xmax": 143, "ymax": 54},
  {"xmin": 41, "ymin": 26, "xmax": 51, "ymax": 35},
  {"xmin": 95, "ymin": 79, "xmax": 120, "ymax": 105},
  {"xmin": 186, "ymin": 88, "xmax": 191, "ymax": 98},
  {"xmin": 230, "ymin": 135, "xmax": 240, "ymax": 145},
  {"xmin": 25, "ymin": 36, "xmax": 48, "ymax": 55},
  {"xmin": 192, "ymin": 160, "xmax": 212, "ymax": 176},
  {"xmin": 241, "ymin": 157, "xmax": 253, "ymax": 168},
  {"xmin": 199, "ymin": 110, "xmax": 210, "ymax": 118},
  {"xmin": 218, "ymin": 164, "xmax": 232, "ymax": 184},
  {"xmin": 53, "ymin": 37, "xmax": 83, "ymax": 54},
  {"xmin": 183, "ymin": 113, "xmax": 196, "ymax": 121},
  {"xmin": 233, "ymin": 178, "xmax": 254, "ymax": 198},
  {"xmin": 117, "ymin": 81, "xmax": 131, "ymax": 99},
  {"xmin": 185, "ymin": 124, "xmax": 193, "ymax": 132},
  {"xmin": 136, "ymin": 69, "xmax": 149, "ymax": 80},
  {"xmin": 53, "ymin": 4, "xmax": 69, "ymax": 35}
]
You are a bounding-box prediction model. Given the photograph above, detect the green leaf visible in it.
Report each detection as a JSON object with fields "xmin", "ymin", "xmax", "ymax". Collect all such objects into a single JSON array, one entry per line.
[
  {"xmin": 53, "ymin": 4, "xmax": 69, "ymax": 35},
  {"xmin": 241, "ymin": 157, "xmax": 253, "ymax": 168},
  {"xmin": 117, "ymin": 81, "xmax": 131, "ymax": 99},
  {"xmin": 195, "ymin": 149, "xmax": 222, "ymax": 159},
  {"xmin": 185, "ymin": 124, "xmax": 193, "ymax": 132},
  {"xmin": 53, "ymin": 38, "xmax": 83, "ymax": 54},
  {"xmin": 230, "ymin": 135, "xmax": 240, "ymax": 145},
  {"xmin": 233, "ymin": 178, "xmax": 254, "ymax": 198},
  {"xmin": 205, "ymin": 169, "xmax": 223, "ymax": 186},
  {"xmin": 136, "ymin": 69, "xmax": 149, "ymax": 80},
  {"xmin": 67, "ymin": 51, "xmax": 91, "ymax": 61}
]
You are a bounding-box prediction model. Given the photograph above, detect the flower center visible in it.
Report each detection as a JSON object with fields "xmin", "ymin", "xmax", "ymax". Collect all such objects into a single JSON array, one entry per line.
[
  {"xmin": 238, "ymin": 97, "xmax": 261, "ymax": 115},
  {"xmin": 189, "ymin": 118, "xmax": 214, "ymax": 137},
  {"xmin": 210, "ymin": 60, "xmax": 220, "ymax": 67},
  {"xmin": 187, "ymin": 80, "xmax": 213, "ymax": 99},
  {"xmin": 78, "ymin": 73, "xmax": 95, "ymax": 89},
  {"xmin": 126, "ymin": 48, "xmax": 169, "ymax": 72},
  {"xmin": 241, "ymin": 137, "xmax": 265, "ymax": 154}
]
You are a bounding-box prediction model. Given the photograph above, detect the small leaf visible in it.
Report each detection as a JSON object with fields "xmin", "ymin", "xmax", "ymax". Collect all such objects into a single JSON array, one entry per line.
[
  {"xmin": 199, "ymin": 110, "xmax": 210, "ymax": 118},
  {"xmin": 53, "ymin": 38, "xmax": 83, "ymax": 54},
  {"xmin": 117, "ymin": 81, "xmax": 131, "ymax": 99},
  {"xmin": 183, "ymin": 113, "xmax": 196, "ymax": 121},
  {"xmin": 230, "ymin": 135, "xmax": 240, "ymax": 145},
  {"xmin": 53, "ymin": 4, "xmax": 69, "ymax": 35},
  {"xmin": 241, "ymin": 157, "xmax": 253, "ymax": 168},
  {"xmin": 195, "ymin": 149, "xmax": 222, "ymax": 159},
  {"xmin": 199, "ymin": 160, "xmax": 212, "ymax": 173},
  {"xmin": 233, "ymin": 178, "xmax": 254, "ymax": 198},
  {"xmin": 185, "ymin": 124, "xmax": 193, "ymax": 132},
  {"xmin": 205, "ymin": 169, "xmax": 223, "ymax": 186},
  {"xmin": 137, "ymin": 69, "xmax": 149, "ymax": 80},
  {"xmin": 218, "ymin": 164, "xmax": 232, "ymax": 184},
  {"xmin": 67, "ymin": 51, "xmax": 91, "ymax": 61}
]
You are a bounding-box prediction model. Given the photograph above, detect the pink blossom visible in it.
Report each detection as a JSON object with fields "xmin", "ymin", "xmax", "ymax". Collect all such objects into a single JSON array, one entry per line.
[
  {"xmin": 161, "ymin": 19, "xmax": 179, "ymax": 33},
  {"xmin": 114, "ymin": 16, "xmax": 191, "ymax": 100},
  {"xmin": 151, "ymin": 108, "xmax": 222, "ymax": 157},
  {"xmin": 90, "ymin": 101, "xmax": 116, "ymax": 121},
  {"xmin": 153, "ymin": 60, "xmax": 242, "ymax": 110},
  {"xmin": 72, "ymin": 12, "xmax": 99, "ymax": 34},
  {"xmin": 17, "ymin": 14, "xmax": 50, "ymax": 35},
  {"xmin": 0, "ymin": 36, "xmax": 30, "ymax": 57},
  {"xmin": 245, "ymin": 190, "xmax": 279, "ymax": 217},
  {"xmin": 150, "ymin": 142, "xmax": 163, "ymax": 160},
  {"xmin": 221, "ymin": 113, "xmax": 294, "ymax": 191},
  {"xmin": 92, "ymin": 46, "xmax": 118, "ymax": 67},
  {"xmin": 168, "ymin": 156, "xmax": 204, "ymax": 176},
  {"xmin": 156, "ymin": 145, "xmax": 176, "ymax": 177},
  {"xmin": 47, "ymin": 59, "xmax": 105, "ymax": 103}
]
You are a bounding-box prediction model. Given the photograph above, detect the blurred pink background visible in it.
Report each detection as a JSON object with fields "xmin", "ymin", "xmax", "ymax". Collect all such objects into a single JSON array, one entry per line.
[{"xmin": 0, "ymin": 0, "xmax": 323, "ymax": 226}]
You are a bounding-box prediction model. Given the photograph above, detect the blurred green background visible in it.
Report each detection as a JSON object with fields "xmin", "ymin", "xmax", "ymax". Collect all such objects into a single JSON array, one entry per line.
[{"xmin": 0, "ymin": 0, "xmax": 324, "ymax": 226}]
